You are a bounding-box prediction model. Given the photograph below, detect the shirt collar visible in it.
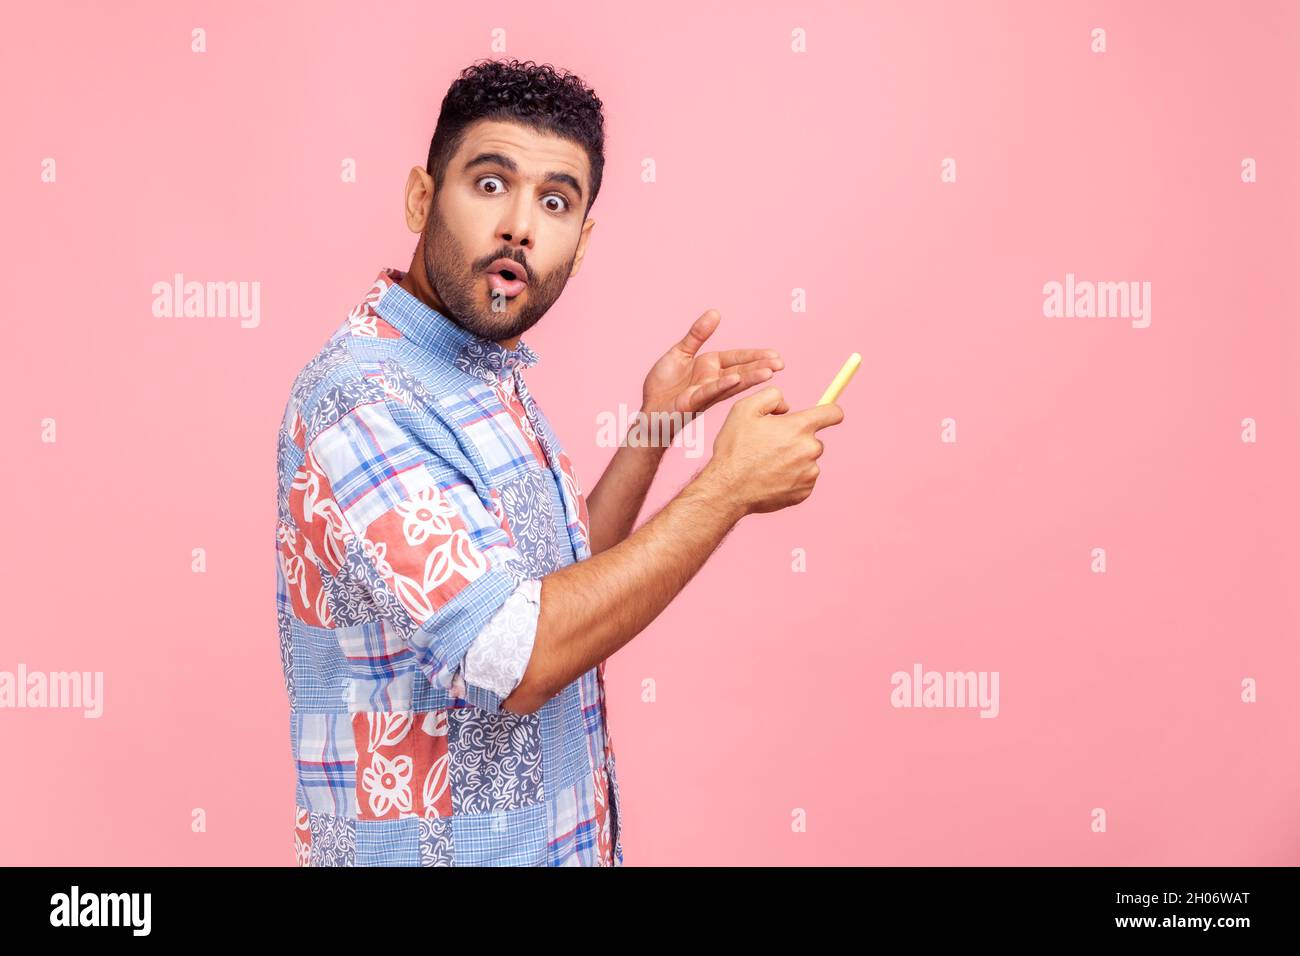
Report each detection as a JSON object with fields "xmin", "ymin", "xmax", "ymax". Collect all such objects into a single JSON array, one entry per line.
[{"xmin": 370, "ymin": 267, "xmax": 540, "ymax": 384}]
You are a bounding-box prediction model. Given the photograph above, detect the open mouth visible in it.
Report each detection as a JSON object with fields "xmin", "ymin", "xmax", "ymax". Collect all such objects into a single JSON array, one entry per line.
[{"xmin": 486, "ymin": 258, "xmax": 528, "ymax": 299}]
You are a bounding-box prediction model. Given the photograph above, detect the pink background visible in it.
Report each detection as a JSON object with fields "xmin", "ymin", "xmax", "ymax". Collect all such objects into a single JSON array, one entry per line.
[{"xmin": 2, "ymin": 0, "xmax": 1297, "ymax": 865}]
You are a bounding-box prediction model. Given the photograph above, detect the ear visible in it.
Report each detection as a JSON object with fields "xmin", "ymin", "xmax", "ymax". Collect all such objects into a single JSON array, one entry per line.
[
  {"xmin": 404, "ymin": 167, "xmax": 435, "ymax": 233},
  {"xmin": 569, "ymin": 218, "xmax": 596, "ymax": 278}
]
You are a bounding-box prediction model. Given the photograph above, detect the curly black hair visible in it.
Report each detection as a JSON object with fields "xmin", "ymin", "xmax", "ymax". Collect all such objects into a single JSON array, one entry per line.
[{"xmin": 426, "ymin": 58, "xmax": 606, "ymax": 216}]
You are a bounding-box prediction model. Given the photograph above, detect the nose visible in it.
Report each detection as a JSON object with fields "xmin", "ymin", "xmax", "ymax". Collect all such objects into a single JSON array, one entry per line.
[{"xmin": 498, "ymin": 191, "xmax": 535, "ymax": 253}]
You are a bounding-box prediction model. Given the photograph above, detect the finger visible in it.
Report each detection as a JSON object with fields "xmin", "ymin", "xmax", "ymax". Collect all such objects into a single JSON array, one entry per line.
[
  {"xmin": 717, "ymin": 348, "xmax": 781, "ymax": 368},
  {"xmin": 787, "ymin": 402, "xmax": 845, "ymax": 431},
  {"xmin": 741, "ymin": 385, "xmax": 786, "ymax": 416},
  {"xmin": 722, "ymin": 358, "xmax": 784, "ymax": 381},
  {"xmin": 678, "ymin": 373, "xmax": 742, "ymax": 411},
  {"xmin": 681, "ymin": 366, "xmax": 774, "ymax": 410},
  {"xmin": 671, "ymin": 309, "xmax": 721, "ymax": 358}
]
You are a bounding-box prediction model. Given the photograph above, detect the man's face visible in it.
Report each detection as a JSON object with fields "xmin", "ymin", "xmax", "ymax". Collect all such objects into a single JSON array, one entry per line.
[{"xmin": 411, "ymin": 118, "xmax": 595, "ymax": 343}]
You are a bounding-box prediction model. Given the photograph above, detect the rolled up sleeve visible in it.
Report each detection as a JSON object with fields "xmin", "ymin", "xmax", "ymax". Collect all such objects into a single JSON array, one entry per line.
[
  {"xmin": 299, "ymin": 398, "xmax": 543, "ymax": 713},
  {"xmin": 456, "ymin": 577, "xmax": 542, "ymax": 705}
]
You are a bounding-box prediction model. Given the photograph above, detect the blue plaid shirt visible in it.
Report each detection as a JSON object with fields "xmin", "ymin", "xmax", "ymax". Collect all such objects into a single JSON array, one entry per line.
[{"xmin": 275, "ymin": 267, "xmax": 623, "ymax": 866}]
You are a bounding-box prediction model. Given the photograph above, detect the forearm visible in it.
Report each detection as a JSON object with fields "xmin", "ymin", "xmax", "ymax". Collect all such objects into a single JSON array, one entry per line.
[
  {"xmin": 584, "ymin": 409, "xmax": 668, "ymax": 555},
  {"xmin": 502, "ymin": 464, "xmax": 742, "ymax": 714}
]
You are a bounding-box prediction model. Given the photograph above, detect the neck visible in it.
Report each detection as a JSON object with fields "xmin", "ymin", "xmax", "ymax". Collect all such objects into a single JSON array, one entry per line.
[
  {"xmin": 397, "ymin": 265, "xmax": 447, "ymax": 316},
  {"xmin": 400, "ymin": 262, "xmax": 523, "ymax": 352}
]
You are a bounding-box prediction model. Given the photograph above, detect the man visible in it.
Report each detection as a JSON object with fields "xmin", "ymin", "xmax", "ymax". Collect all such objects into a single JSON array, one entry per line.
[{"xmin": 274, "ymin": 58, "xmax": 844, "ymax": 866}]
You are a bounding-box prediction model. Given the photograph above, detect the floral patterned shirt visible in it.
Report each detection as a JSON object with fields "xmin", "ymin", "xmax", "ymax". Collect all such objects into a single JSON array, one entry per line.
[{"xmin": 275, "ymin": 267, "xmax": 623, "ymax": 866}]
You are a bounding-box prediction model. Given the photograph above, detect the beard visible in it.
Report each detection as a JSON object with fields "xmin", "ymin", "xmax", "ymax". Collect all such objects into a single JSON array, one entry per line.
[{"xmin": 421, "ymin": 200, "xmax": 575, "ymax": 342}]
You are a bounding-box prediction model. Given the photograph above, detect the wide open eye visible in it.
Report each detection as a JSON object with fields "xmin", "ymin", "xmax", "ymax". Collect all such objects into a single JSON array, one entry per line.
[{"xmin": 477, "ymin": 175, "xmax": 506, "ymax": 194}]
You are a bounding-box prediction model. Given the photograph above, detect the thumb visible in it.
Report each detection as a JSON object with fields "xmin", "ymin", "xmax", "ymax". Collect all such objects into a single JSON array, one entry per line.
[
  {"xmin": 743, "ymin": 385, "xmax": 786, "ymax": 416},
  {"xmin": 672, "ymin": 309, "xmax": 720, "ymax": 358}
]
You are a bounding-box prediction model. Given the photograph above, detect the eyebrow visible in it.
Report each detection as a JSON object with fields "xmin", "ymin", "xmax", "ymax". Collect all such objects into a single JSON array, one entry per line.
[{"xmin": 463, "ymin": 151, "xmax": 584, "ymax": 204}]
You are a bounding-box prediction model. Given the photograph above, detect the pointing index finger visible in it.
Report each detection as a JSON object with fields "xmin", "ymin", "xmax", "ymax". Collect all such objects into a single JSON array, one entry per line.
[{"xmin": 789, "ymin": 402, "xmax": 845, "ymax": 431}]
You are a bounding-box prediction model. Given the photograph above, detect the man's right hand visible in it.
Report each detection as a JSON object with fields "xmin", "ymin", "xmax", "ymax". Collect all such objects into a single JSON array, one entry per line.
[
  {"xmin": 505, "ymin": 386, "xmax": 843, "ymax": 715},
  {"xmin": 702, "ymin": 385, "xmax": 846, "ymax": 516}
]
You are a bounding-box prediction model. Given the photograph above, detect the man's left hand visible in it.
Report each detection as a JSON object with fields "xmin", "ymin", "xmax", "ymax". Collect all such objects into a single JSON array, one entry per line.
[{"xmin": 639, "ymin": 308, "xmax": 784, "ymax": 444}]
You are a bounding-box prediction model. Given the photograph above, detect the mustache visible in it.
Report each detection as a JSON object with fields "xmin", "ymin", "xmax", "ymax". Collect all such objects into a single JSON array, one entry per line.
[{"xmin": 482, "ymin": 252, "xmax": 531, "ymax": 280}]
